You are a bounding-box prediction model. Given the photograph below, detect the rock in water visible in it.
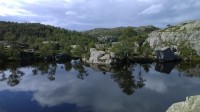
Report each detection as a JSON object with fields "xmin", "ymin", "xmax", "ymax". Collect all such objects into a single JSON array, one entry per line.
[
  {"xmin": 88, "ymin": 48, "xmax": 116, "ymax": 64},
  {"xmin": 166, "ymin": 95, "xmax": 200, "ymax": 112},
  {"xmin": 155, "ymin": 47, "xmax": 180, "ymax": 62}
]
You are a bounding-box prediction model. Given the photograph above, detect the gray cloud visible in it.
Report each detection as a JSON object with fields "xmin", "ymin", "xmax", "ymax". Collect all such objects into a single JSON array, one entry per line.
[{"xmin": 0, "ymin": 0, "xmax": 199, "ymax": 30}]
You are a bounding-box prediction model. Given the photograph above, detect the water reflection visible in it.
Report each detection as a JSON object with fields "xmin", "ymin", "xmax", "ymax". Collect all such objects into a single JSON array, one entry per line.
[
  {"xmin": 0, "ymin": 61, "xmax": 200, "ymax": 112},
  {"xmin": 1, "ymin": 61, "xmax": 200, "ymax": 92},
  {"xmin": 7, "ymin": 69, "xmax": 25, "ymax": 86},
  {"xmin": 178, "ymin": 62, "xmax": 200, "ymax": 77},
  {"xmin": 110, "ymin": 64, "xmax": 146, "ymax": 95},
  {"xmin": 0, "ymin": 60, "xmax": 149, "ymax": 96},
  {"xmin": 72, "ymin": 61, "xmax": 89, "ymax": 80},
  {"xmin": 82, "ymin": 63, "xmax": 149, "ymax": 95},
  {"xmin": 31, "ymin": 62, "xmax": 57, "ymax": 81},
  {"xmin": 154, "ymin": 61, "xmax": 200, "ymax": 77},
  {"xmin": 155, "ymin": 62, "xmax": 178, "ymax": 74},
  {"xmin": 0, "ymin": 64, "xmax": 25, "ymax": 87}
]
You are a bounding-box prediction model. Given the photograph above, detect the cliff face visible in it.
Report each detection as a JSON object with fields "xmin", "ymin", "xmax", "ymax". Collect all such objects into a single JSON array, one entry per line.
[{"xmin": 147, "ymin": 20, "xmax": 200, "ymax": 55}]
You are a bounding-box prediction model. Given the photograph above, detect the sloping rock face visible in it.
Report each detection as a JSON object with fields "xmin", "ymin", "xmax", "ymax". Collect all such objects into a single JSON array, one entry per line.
[
  {"xmin": 166, "ymin": 95, "xmax": 200, "ymax": 112},
  {"xmin": 88, "ymin": 48, "xmax": 116, "ymax": 64},
  {"xmin": 147, "ymin": 20, "xmax": 200, "ymax": 55}
]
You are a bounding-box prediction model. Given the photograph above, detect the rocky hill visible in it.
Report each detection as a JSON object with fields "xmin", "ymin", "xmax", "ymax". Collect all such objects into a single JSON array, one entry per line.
[
  {"xmin": 147, "ymin": 20, "xmax": 200, "ymax": 55},
  {"xmin": 84, "ymin": 25, "xmax": 159, "ymax": 38},
  {"xmin": 83, "ymin": 26, "xmax": 159, "ymax": 64}
]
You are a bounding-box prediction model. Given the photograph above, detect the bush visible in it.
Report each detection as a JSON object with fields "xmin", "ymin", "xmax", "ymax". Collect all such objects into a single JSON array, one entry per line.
[{"xmin": 111, "ymin": 41, "xmax": 137, "ymax": 60}]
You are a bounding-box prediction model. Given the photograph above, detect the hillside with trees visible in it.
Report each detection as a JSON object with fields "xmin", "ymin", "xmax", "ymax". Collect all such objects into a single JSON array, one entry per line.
[
  {"xmin": 84, "ymin": 26, "xmax": 158, "ymax": 37},
  {"xmin": 0, "ymin": 21, "xmax": 159, "ymax": 63},
  {"xmin": 84, "ymin": 26, "xmax": 159, "ymax": 62},
  {"xmin": 0, "ymin": 21, "xmax": 96, "ymax": 61}
]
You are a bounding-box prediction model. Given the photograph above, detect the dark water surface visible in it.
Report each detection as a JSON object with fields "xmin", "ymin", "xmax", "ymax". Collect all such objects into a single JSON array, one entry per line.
[{"xmin": 0, "ymin": 60, "xmax": 200, "ymax": 112}]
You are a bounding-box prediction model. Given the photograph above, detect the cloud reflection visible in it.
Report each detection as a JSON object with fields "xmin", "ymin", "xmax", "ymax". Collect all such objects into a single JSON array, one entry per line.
[{"xmin": 0, "ymin": 62, "xmax": 200, "ymax": 112}]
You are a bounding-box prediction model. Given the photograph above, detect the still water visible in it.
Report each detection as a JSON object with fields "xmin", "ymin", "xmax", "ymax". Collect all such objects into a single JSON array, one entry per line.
[{"xmin": 0, "ymin": 60, "xmax": 200, "ymax": 112}]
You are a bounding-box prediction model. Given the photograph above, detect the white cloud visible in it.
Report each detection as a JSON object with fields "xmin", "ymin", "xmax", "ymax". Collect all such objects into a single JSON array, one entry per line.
[
  {"xmin": 0, "ymin": 0, "xmax": 37, "ymax": 16},
  {"xmin": 145, "ymin": 78, "xmax": 167, "ymax": 93},
  {"xmin": 0, "ymin": 6, "xmax": 36, "ymax": 16},
  {"xmin": 138, "ymin": 4, "xmax": 163, "ymax": 15},
  {"xmin": 0, "ymin": 0, "xmax": 22, "ymax": 8},
  {"xmin": 0, "ymin": 0, "xmax": 200, "ymax": 30},
  {"xmin": 65, "ymin": 11, "xmax": 77, "ymax": 16}
]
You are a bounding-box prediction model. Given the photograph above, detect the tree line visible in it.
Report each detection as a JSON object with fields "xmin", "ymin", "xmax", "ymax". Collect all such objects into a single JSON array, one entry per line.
[
  {"xmin": 0, "ymin": 21, "xmax": 159, "ymax": 62},
  {"xmin": 0, "ymin": 21, "xmax": 96, "ymax": 61}
]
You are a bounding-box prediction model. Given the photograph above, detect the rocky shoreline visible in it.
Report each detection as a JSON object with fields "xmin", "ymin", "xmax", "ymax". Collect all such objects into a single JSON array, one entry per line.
[
  {"xmin": 82, "ymin": 47, "xmax": 181, "ymax": 65},
  {"xmin": 166, "ymin": 95, "xmax": 200, "ymax": 112}
]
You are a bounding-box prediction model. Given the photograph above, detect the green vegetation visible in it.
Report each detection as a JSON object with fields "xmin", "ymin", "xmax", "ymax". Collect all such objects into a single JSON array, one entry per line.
[
  {"xmin": 78, "ymin": 25, "xmax": 157, "ymax": 62},
  {"xmin": 111, "ymin": 41, "xmax": 137, "ymax": 60},
  {"xmin": 0, "ymin": 21, "xmax": 159, "ymax": 63},
  {"xmin": 178, "ymin": 41, "xmax": 200, "ymax": 61},
  {"xmin": 85, "ymin": 25, "xmax": 158, "ymax": 40},
  {"xmin": 1, "ymin": 20, "xmax": 200, "ymax": 64},
  {"xmin": 0, "ymin": 21, "xmax": 96, "ymax": 61},
  {"xmin": 110, "ymin": 27, "xmax": 155, "ymax": 61},
  {"xmin": 84, "ymin": 26, "xmax": 158, "ymax": 61}
]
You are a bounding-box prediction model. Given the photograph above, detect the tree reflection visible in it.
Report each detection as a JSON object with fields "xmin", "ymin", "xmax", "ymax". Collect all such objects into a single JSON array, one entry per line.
[
  {"xmin": 32, "ymin": 69, "xmax": 38, "ymax": 75},
  {"xmin": 177, "ymin": 62, "xmax": 200, "ymax": 77},
  {"xmin": 64, "ymin": 61, "xmax": 72, "ymax": 71},
  {"xmin": 31, "ymin": 60, "xmax": 89, "ymax": 81},
  {"xmin": 0, "ymin": 68, "xmax": 25, "ymax": 87},
  {"xmin": 0, "ymin": 60, "xmax": 149, "ymax": 94},
  {"xmin": 47, "ymin": 63, "xmax": 57, "ymax": 81},
  {"xmin": 0, "ymin": 72, "xmax": 6, "ymax": 81},
  {"xmin": 33, "ymin": 62, "xmax": 49, "ymax": 75},
  {"xmin": 111, "ymin": 64, "xmax": 145, "ymax": 95},
  {"xmin": 87, "ymin": 63, "xmax": 148, "ymax": 95},
  {"xmin": 31, "ymin": 62, "xmax": 57, "ymax": 81},
  {"xmin": 72, "ymin": 61, "xmax": 89, "ymax": 80},
  {"xmin": 0, "ymin": 62, "xmax": 24, "ymax": 87},
  {"xmin": 140, "ymin": 64, "xmax": 151, "ymax": 73},
  {"xmin": 5, "ymin": 60, "xmax": 200, "ymax": 95}
]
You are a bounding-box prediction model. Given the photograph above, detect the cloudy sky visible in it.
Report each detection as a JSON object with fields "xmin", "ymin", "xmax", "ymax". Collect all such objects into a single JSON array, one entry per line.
[{"xmin": 0, "ymin": 0, "xmax": 200, "ymax": 30}]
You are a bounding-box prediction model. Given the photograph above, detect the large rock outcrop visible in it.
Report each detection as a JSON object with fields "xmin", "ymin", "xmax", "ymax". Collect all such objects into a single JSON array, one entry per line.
[
  {"xmin": 87, "ymin": 48, "xmax": 116, "ymax": 64},
  {"xmin": 166, "ymin": 95, "xmax": 200, "ymax": 112},
  {"xmin": 147, "ymin": 20, "xmax": 200, "ymax": 55}
]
